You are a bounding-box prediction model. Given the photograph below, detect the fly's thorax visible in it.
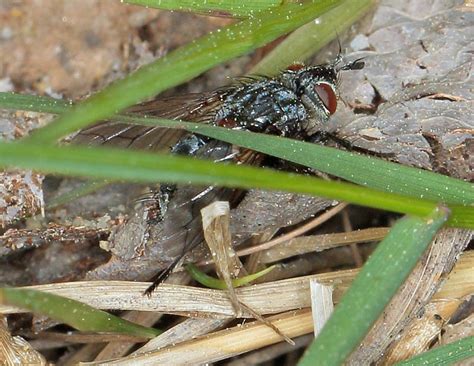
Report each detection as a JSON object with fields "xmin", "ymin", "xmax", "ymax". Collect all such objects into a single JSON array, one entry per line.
[{"xmin": 214, "ymin": 79, "xmax": 308, "ymax": 137}]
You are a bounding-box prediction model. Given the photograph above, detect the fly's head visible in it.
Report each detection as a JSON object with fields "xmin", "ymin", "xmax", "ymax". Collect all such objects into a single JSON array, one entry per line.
[{"xmin": 280, "ymin": 57, "xmax": 364, "ymax": 136}]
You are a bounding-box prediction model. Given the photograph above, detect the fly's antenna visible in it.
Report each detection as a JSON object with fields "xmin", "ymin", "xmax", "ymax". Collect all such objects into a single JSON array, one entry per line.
[
  {"xmin": 337, "ymin": 34, "xmax": 342, "ymax": 58},
  {"xmin": 339, "ymin": 57, "xmax": 365, "ymax": 71},
  {"xmin": 334, "ymin": 32, "xmax": 343, "ymax": 66},
  {"xmin": 332, "ymin": 32, "xmax": 365, "ymax": 72}
]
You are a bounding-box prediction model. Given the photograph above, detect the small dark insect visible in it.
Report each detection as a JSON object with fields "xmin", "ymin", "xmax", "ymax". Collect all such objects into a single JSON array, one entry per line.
[{"xmin": 73, "ymin": 55, "xmax": 365, "ymax": 295}]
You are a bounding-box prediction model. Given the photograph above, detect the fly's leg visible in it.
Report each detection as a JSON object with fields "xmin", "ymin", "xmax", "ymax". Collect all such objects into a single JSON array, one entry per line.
[
  {"xmin": 144, "ymin": 254, "xmax": 183, "ymax": 296},
  {"xmin": 310, "ymin": 131, "xmax": 395, "ymax": 159},
  {"xmin": 143, "ymin": 136, "xmax": 236, "ymax": 296}
]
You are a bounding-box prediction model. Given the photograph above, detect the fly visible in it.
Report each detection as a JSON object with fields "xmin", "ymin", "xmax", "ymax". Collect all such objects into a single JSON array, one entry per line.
[{"xmin": 73, "ymin": 55, "xmax": 365, "ymax": 295}]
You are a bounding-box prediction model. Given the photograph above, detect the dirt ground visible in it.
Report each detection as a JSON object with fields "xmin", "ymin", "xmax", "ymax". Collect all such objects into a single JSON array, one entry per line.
[{"xmin": 0, "ymin": 1, "xmax": 236, "ymax": 97}]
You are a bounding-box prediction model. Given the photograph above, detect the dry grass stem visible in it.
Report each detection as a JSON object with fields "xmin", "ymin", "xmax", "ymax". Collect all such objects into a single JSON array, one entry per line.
[
  {"xmin": 382, "ymin": 300, "xmax": 464, "ymax": 364},
  {"xmin": 0, "ymin": 270, "xmax": 356, "ymax": 317},
  {"xmin": 134, "ymin": 318, "xmax": 228, "ymax": 355},
  {"xmin": 259, "ymin": 227, "xmax": 389, "ymax": 263},
  {"xmin": 82, "ymin": 309, "xmax": 314, "ymax": 365},
  {"xmin": 310, "ymin": 280, "xmax": 334, "ymax": 336},
  {"xmin": 347, "ymin": 229, "xmax": 472, "ymax": 364},
  {"xmin": 1, "ymin": 251, "xmax": 471, "ymax": 318},
  {"xmin": 201, "ymin": 201, "xmax": 245, "ymax": 312},
  {"xmin": 0, "ymin": 315, "xmax": 47, "ymax": 365},
  {"xmin": 236, "ymin": 203, "xmax": 348, "ymax": 256}
]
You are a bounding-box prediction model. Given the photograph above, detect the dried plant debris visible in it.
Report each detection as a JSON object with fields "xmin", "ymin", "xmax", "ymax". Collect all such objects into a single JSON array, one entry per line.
[
  {"xmin": 0, "ymin": 248, "xmax": 471, "ymax": 363},
  {"xmin": 258, "ymin": 227, "xmax": 389, "ymax": 263},
  {"xmin": 347, "ymin": 228, "xmax": 473, "ymax": 365},
  {"xmin": 201, "ymin": 201, "xmax": 293, "ymax": 344},
  {"xmin": 440, "ymin": 311, "xmax": 474, "ymax": 346},
  {"xmin": 0, "ymin": 170, "xmax": 44, "ymax": 227},
  {"xmin": 0, "ymin": 316, "xmax": 46, "ymax": 365},
  {"xmin": 201, "ymin": 202, "xmax": 245, "ymax": 301},
  {"xmin": 133, "ymin": 317, "xmax": 228, "ymax": 356},
  {"xmin": 0, "ymin": 219, "xmax": 113, "ymax": 257},
  {"xmin": 0, "ymin": 110, "xmax": 53, "ymax": 226},
  {"xmin": 310, "ymin": 280, "xmax": 334, "ymax": 336},
  {"xmin": 2, "ymin": 252, "xmax": 471, "ymax": 318},
  {"xmin": 382, "ymin": 300, "xmax": 464, "ymax": 364}
]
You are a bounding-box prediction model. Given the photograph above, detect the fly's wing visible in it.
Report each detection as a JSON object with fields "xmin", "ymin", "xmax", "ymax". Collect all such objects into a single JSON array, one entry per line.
[
  {"xmin": 71, "ymin": 92, "xmax": 225, "ymax": 151},
  {"xmin": 142, "ymin": 138, "xmax": 245, "ymax": 294},
  {"xmin": 69, "ymin": 89, "xmax": 263, "ymax": 294}
]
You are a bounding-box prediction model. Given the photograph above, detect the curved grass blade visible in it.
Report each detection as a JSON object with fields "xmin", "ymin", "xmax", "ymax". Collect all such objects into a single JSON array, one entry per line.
[
  {"xmin": 0, "ymin": 287, "xmax": 160, "ymax": 339},
  {"xmin": 124, "ymin": 0, "xmax": 280, "ymax": 18},
  {"xmin": 394, "ymin": 336, "xmax": 474, "ymax": 366},
  {"xmin": 190, "ymin": 125, "xmax": 474, "ymax": 206},
  {"xmin": 0, "ymin": 92, "xmax": 71, "ymax": 115},
  {"xmin": 1, "ymin": 92, "xmax": 472, "ymax": 207},
  {"xmin": 0, "ymin": 141, "xmax": 471, "ymax": 228},
  {"xmin": 251, "ymin": 0, "xmax": 376, "ymax": 75},
  {"xmin": 46, "ymin": 179, "xmax": 110, "ymax": 209},
  {"xmin": 25, "ymin": 0, "xmax": 342, "ymax": 144},
  {"xmin": 298, "ymin": 207, "xmax": 450, "ymax": 366},
  {"xmin": 186, "ymin": 263, "xmax": 275, "ymax": 289}
]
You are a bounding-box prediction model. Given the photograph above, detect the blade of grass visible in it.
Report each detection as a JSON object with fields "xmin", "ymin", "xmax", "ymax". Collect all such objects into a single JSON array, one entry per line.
[
  {"xmin": 298, "ymin": 207, "xmax": 450, "ymax": 366},
  {"xmin": 0, "ymin": 287, "xmax": 160, "ymax": 338},
  {"xmin": 209, "ymin": 133, "xmax": 474, "ymax": 205},
  {"xmin": 0, "ymin": 141, "xmax": 471, "ymax": 228},
  {"xmin": 25, "ymin": 0, "xmax": 342, "ymax": 144},
  {"xmin": 184, "ymin": 125, "xmax": 474, "ymax": 207},
  {"xmin": 394, "ymin": 336, "xmax": 474, "ymax": 366},
  {"xmin": 1, "ymin": 92, "xmax": 472, "ymax": 207},
  {"xmin": 0, "ymin": 92, "xmax": 71, "ymax": 114},
  {"xmin": 186, "ymin": 263, "xmax": 275, "ymax": 289},
  {"xmin": 123, "ymin": 0, "xmax": 280, "ymax": 17},
  {"xmin": 251, "ymin": 0, "xmax": 375, "ymax": 75},
  {"xmin": 46, "ymin": 179, "xmax": 110, "ymax": 209}
]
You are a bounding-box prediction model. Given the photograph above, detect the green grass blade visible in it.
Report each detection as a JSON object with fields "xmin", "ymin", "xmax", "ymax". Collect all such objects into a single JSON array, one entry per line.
[
  {"xmin": 394, "ymin": 336, "xmax": 474, "ymax": 366},
  {"xmin": 1, "ymin": 92, "xmax": 472, "ymax": 207},
  {"xmin": 0, "ymin": 141, "xmax": 471, "ymax": 228},
  {"xmin": 298, "ymin": 207, "xmax": 450, "ymax": 366},
  {"xmin": 123, "ymin": 0, "xmax": 280, "ymax": 17},
  {"xmin": 46, "ymin": 179, "xmax": 111, "ymax": 209},
  {"xmin": 0, "ymin": 287, "xmax": 160, "ymax": 338},
  {"xmin": 0, "ymin": 92, "xmax": 71, "ymax": 114},
  {"xmin": 25, "ymin": 0, "xmax": 342, "ymax": 144},
  {"xmin": 190, "ymin": 125, "xmax": 474, "ymax": 206},
  {"xmin": 448, "ymin": 206, "xmax": 474, "ymax": 229},
  {"xmin": 186, "ymin": 263, "xmax": 275, "ymax": 289},
  {"xmin": 251, "ymin": 0, "xmax": 376, "ymax": 75}
]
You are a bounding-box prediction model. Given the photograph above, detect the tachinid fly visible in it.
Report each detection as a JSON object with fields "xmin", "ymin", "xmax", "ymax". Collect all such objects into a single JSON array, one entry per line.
[{"xmin": 74, "ymin": 55, "xmax": 365, "ymax": 295}]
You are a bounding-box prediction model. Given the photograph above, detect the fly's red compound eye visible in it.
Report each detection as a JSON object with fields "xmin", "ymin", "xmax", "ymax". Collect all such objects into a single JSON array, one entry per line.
[{"xmin": 314, "ymin": 83, "xmax": 337, "ymax": 114}]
